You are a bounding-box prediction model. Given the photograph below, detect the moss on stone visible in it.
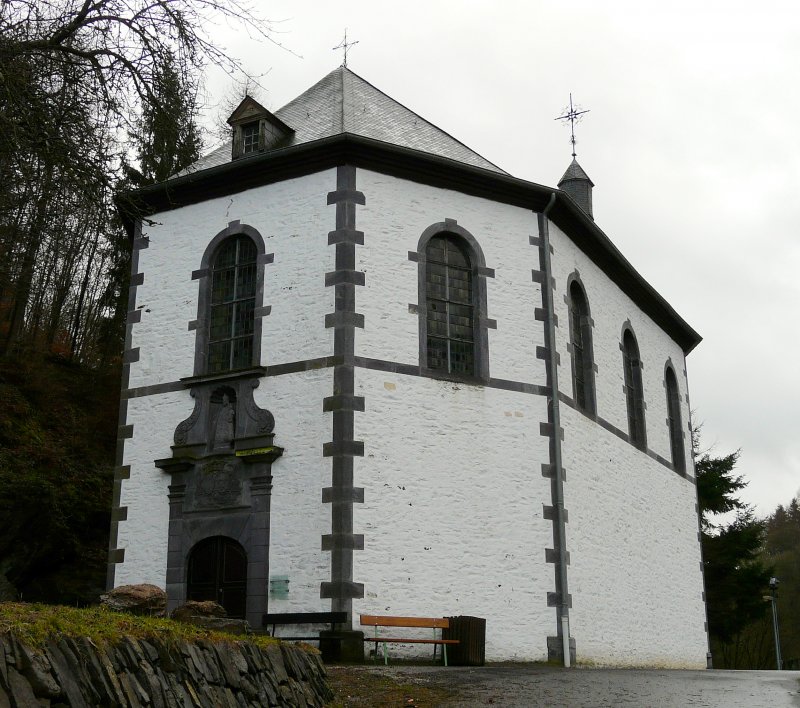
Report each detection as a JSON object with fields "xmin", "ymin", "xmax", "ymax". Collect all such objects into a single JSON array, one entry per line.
[{"xmin": 0, "ymin": 602, "xmax": 280, "ymax": 651}]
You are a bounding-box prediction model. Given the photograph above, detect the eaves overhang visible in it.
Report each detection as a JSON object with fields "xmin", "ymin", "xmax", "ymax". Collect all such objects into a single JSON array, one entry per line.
[{"xmin": 117, "ymin": 133, "xmax": 701, "ymax": 354}]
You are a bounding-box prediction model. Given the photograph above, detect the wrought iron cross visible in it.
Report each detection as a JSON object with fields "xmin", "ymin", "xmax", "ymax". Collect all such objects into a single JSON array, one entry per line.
[
  {"xmin": 555, "ymin": 94, "xmax": 590, "ymax": 158},
  {"xmin": 333, "ymin": 29, "xmax": 359, "ymax": 67}
]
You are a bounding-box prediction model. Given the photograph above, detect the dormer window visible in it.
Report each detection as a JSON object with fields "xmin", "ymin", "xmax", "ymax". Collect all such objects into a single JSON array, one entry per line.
[
  {"xmin": 241, "ymin": 122, "xmax": 259, "ymax": 155},
  {"xmin": 227, "ymin": 95, "xmax": 294, "ymax": 161}
]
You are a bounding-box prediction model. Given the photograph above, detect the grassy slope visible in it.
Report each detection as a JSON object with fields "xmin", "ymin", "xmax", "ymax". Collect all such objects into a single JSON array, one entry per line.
[{"xmin": 0, "ymin": 602, "xmax": 279, "ymax": 651}]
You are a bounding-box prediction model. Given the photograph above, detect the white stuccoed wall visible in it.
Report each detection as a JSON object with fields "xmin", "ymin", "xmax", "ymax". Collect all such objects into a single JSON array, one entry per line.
[
  {"xmin": 117, "ymin": 170, "xmax": 337, "ymax": 590},
  {"xmin": 562, "ymin": 406, "xmax": 707, "ymax": 666},
  {"xmin": 354, "ymin": 170, "xmax": 545, "ymax": 380},
  {"xmin": 128, "ymin": 169, "xmax": 336, "ymax": 393},
  {"xmin": 116, "ymin": 390, "xmax": 187, "ymax": 585},
  {"xmin": 116, "ymin": 161, "xmax": 707, "ymax": 666},
  {"xmin": 252, "ymin": 369, "xmax": 331, "ymax": 614},
  {"xmin": 352, "ymin": 171, "xmax": 553, "ymax": 660},
  {"xmin": 352, "ymin": 368, "xmax": 553, "ymax": 661},
  {"xmin": 548, "ymin": 220, "xmax": 707, "ymax": 666},
  {"xmin": 549, "ymin": 222, "xmax": 692, "ymax": 474}
]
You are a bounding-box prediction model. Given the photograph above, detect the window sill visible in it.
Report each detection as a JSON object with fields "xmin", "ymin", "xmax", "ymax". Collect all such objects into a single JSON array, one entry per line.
[
  {"xmin": 181, "ymin": 366, "xmax": 267, "ymax": 387},
  {"xmin": 420, "ymin": 367, "xmax": 489, "ymax": 387}
]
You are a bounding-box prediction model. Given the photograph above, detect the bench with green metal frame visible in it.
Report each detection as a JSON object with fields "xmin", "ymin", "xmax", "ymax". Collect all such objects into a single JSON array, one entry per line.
[{"xmin": 360, "ymin": 615, "xmax": 459, "ymax": 666}]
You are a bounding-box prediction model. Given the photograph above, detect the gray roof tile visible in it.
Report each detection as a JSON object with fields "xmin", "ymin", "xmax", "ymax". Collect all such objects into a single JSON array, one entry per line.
[{"xmin": 175, "ymin": 67, "xmax": 506, "ymax": 178}]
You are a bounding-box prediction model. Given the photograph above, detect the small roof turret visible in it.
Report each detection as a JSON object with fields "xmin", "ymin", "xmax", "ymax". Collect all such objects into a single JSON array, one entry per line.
[{"xmin": 558, "ymin": 158, "xmax": 594, "ymax": 220}]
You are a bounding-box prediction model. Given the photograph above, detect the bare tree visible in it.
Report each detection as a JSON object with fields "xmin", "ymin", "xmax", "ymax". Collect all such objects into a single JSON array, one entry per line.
[{"xmin": 0, "ymin": 0, "xmax": 278, "ymax": 360}]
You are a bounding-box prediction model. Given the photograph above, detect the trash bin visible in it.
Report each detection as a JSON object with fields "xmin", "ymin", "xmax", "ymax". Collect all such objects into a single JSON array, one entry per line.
[{"xmin": 443, "ymin": 615, "xmax": 486, "ymax": 666}]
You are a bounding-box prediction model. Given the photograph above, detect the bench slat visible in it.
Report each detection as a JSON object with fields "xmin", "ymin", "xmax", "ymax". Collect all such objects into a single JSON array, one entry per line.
[
  {"xmin": 364, "ymin": 638, "xmax": 459, "ymax": 645},
  {"xmin": 360, "ymin": 615, "xmax": 449, "ymax": 629},
  {"xmin": 264, "ymin": 612, "xmax": 347, "ymax": 625}
]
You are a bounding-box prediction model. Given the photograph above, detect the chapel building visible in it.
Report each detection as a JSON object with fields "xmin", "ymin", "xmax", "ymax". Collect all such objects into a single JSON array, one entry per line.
[{"xmin": 111, "ymin": 66, "xmax": 708, "ymax": 666}]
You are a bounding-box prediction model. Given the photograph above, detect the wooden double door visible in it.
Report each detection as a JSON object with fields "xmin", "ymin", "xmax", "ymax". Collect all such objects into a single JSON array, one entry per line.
[{"xmin": 186, "ymin": 536, "xmax": 247, "ymax": 619}]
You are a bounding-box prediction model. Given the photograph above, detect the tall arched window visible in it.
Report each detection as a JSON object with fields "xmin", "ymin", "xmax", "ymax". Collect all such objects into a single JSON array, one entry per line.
[
  {"xmin": 665, "ymin": 366, "xmax": 685, "ymax": 473},
  {"xmin": 622, "ymin": 328, "xmax": 646, "ymax": 449},
  {"xmin": 208, "ymin": 235, "xmax": 257, "ymax": 373},
  {"xmin": 425, "ymin": 234, "xmax": 476, "ymax": 376},
  {"xmin": 568, "ymin": 280, "xmax": 595, "ymax": 414}
]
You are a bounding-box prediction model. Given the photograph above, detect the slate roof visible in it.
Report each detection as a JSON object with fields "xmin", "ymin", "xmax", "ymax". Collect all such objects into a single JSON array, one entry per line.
[
  {"xmin": 176, "ymin": 66, "xmax": 505, "ymax": 177},
  {"xmin": 558, "ymin": 158, "xmax": 594, "ymax": 186}
]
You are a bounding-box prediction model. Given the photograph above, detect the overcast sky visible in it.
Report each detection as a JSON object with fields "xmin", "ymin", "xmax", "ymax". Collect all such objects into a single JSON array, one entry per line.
[{"xmin": 200, "ymin": 0, "xmax": 800, "ymax": 516}]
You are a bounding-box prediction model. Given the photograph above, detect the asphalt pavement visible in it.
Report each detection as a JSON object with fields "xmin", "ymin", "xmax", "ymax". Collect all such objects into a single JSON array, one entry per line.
[{"xmin": 380, "ymin": 664, "xmax": 800, "ymax": 707}]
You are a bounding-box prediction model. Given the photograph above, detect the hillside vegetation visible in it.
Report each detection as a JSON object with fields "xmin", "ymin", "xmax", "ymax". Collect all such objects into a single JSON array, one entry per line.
[{"xmin": 0, "ymin": 355, "xmax": 118, "ymax": 605}]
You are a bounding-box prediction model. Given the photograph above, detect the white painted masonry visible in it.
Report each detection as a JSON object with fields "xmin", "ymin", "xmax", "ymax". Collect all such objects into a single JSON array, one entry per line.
[
  {"xmin": 114, "ymin": 69, "xmax": 707, "ymax": 667},
  {"xmin": 352, "ymin": 368, "xmax": 553, "ymax": 661}
]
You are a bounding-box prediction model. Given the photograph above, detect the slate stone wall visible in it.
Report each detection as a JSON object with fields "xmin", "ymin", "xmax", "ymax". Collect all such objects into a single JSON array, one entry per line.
[{"xmin": 0, "ymin": 632, "xmax": 333, "ymax": 707}]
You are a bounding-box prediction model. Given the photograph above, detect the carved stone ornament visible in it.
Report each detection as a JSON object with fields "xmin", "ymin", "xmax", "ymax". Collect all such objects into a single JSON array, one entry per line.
[
  {"xmin": 245, "ymin": 380, "xmax": 274, "ymax": 434},
  {"xmin": 196, "ymin": 459, "xmax": 241, "ymax": 508},
  {"xmin": 169, "ymin": 376, "xmax": 277, "ymax": 453},
  {"xmin": 174, "ymin": 391, "xmax": 201, "ymax": 446}
]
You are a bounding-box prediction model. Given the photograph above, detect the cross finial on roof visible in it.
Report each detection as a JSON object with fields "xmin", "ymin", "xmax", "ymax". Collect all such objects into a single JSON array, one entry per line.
[
  {"xmin": 555, "ymin": 93, "xmax": 590, "ymax": 158},
  {"xmin": 333, "ymin": 28, "xmax": 359, "ymax": 68}
]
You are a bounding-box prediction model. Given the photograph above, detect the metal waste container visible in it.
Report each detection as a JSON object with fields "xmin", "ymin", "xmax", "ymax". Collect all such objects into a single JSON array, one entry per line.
[{"xmin": 443, "ymin": 615, "xmax": 486, "ymax": 666}]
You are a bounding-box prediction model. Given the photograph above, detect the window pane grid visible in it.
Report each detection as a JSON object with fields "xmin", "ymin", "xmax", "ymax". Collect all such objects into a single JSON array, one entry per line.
[
  {"xmin": 666, "ymin": 373, "xmax": 685, "ymax": 471},
  {"xmin": 425, "ymin": 235, "xmax": 475, "ymax": 376},
  {"xmin": 208, "ymin": 236, "xmax": 257, "ymax": 373},
  {"xmin": 242, "ymin": 122, "xmax": 259, "ymax": 154},
  {"xmin": 623, "ymin": 335, "xmax": 645, "ymax": 447}
]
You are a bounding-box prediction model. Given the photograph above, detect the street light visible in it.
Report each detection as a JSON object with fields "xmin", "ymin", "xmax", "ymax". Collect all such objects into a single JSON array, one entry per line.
[{"xmin": 768, "ymin": 577, "xmax": 783, "ymax": 670}]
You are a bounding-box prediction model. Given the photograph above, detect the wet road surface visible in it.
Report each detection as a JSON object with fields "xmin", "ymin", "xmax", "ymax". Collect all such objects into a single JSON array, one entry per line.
[{"xmin": 376, "ymin": 664, "xmax": 800, "ymax": 707}]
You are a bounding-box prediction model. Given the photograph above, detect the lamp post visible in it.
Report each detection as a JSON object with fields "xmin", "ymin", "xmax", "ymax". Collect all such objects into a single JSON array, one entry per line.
[{"xmin": 768, "ymin": 577, "xmax": 783, "ymax": 670}]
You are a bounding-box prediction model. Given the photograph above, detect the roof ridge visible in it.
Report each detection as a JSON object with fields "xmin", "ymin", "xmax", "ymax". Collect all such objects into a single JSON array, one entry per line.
[{"xmin": 339, "ymin": 66, "xmax": 507, "ymax": 175}]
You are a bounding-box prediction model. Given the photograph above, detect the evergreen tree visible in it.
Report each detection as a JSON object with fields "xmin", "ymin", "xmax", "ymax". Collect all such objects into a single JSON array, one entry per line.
[
  {"xmin": 696, "ymin": 434, "xmax": 773, "ymax": 668},
  {"xmin": 762, "ymin": 498, "xmax": 800, "ymax": 668},
  {"xmin": 127, "ymin": 51, "xmax": 203, "ymax": 187}
]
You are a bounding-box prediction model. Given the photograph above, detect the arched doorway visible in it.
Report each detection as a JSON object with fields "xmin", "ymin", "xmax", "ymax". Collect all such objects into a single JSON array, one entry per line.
[{"xmin": 186, "ymin": 537, "xmax": 247, "ymax": 619}]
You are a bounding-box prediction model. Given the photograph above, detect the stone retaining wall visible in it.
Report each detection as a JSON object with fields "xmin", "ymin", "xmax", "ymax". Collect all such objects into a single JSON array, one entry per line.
[{"xmin": 0, "ymin": 632, "xmax": 333, "ymax": 707}]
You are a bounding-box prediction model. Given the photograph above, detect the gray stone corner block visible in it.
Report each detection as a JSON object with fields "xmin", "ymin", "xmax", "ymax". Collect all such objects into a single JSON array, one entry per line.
[
  {"xmin": 322, "ymin": 394, "xmax": 365, "ymax": 412},
  {"xmin": 322, "ymin": 440, "xmax": 365, "ymax": 457},
  {"xmin": 320, "ymin": 581, "xmax": 365, "ymax": 599},
  {"xmin": 325, "ymin": 270, "xmax": 366, "ymax": 287},
  {"xmin": 326, "ymin": 188, "xmax": 366, "ymax": 205},
  {"xmin": 322, "ymin": 486, "xmax": 365, "ymax": 504},
  {"xmin": 328, "ymin": 228, "xmax": 365, "ymax": 245},
  {"xmin": 324, "ymin": 311, "xmax": 365, "ymax": 329},
  {"xmin": 546, "ymin": 592, "xmax": 573, "ymax": 608},
  {"xmin": 321, "ymin": 534, "xmax": 365, "ymax": 551}
]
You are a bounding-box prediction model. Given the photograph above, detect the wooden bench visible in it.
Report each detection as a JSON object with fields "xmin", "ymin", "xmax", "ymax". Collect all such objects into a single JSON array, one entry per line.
[
  {"xmin": 360, "ymin": 615, "xmax": 459, "ymax": 666},
  {"xmin": 262, "ymin": 611, "xmax": 347, "ymax": 641}
]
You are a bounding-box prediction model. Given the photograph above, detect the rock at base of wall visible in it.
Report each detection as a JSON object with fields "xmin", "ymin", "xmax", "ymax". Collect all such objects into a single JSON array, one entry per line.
[
  {"xmin": 99, "ymin": 584, "xmax": 167, "ymax": 617},
  {"xmin": 181, "ymin": 615, "xmax": 250, "ymax": 635},
  {"xmin": 171, "ymin": 600, "xmax": 227, "ymax": 621}
]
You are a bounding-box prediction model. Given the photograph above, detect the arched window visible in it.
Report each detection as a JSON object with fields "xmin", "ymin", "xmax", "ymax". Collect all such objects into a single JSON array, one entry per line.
[
  {"xmin": 568, "ymin": 279, "xmax": 595, "ymax": 414},
  {"xmin": 665, "ymin": 366, "xmax": 685, "ymax": 473},
  {"xmin": 208, "ymin": 235, "xmax": 257, "ymax": 373},
  {"xmin": 425, "ymin": 234, "xmax": 476, "ymax": 376},
  {"xmin": 622, "ymin": 328, "xmax": 646, "ymax": 449}
]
